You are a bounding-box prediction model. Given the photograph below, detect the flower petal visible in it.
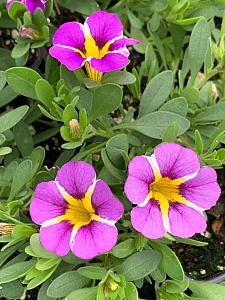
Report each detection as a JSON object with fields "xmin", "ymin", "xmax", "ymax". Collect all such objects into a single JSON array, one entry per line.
[
  {"xmin": 131, "ymin": 201, "xmax": 166, "ymax": 239},
  {"xmin": 26, "ymin": 0, "xmax": 45, "ymax": 13},
  {"xmin": 109, "ymin": 38, "xmax": 126, "ymax": 51},
  {"xmin": 56, "ymin": 161, "xmax": 96, "ymax": 199},
  {"xmin": 124, "ymin": 156, "xmax": 154, "ymax": 205},
  {"xmin": 85, "ymin": 11, "xmax": 123, "ymax": 48},
  {"xmin": 40, "ymin": 221, "xmax": 72, "ymax": 256},
  {"xmin": 154, "ymin": 142, "xmax": 200, "ymax": 179},
  {"xmin": 30, "ymin": 181, "xmax": 66, "ymax": 225},
  {"xmin": 52, "ymin": 21, "xmax": 85, "ymax": 52},
  {"xmin": 168, "ymin": 203, "xmax": 207, "ymax": 238},
  {"xmin": 181, "ymin": 167, "xmax": 221, "ymax": 210},
  {"xmin": 71, "ymin": 221, "xmax": 118, "ymax": 259},
  {"xmin": 90, "ymin": 52, "xmax": 128, "ymax": 72},
  {"xmin": 125, "ymin": 37, "xmax": 140, "ymax": 46},
  {"xmin": 49, "ymin": 46, "xmax": 85, "ymax": 71},
  {"xmin": 91, "ymin": 180, "xmax": 124, "ymax": 221}
]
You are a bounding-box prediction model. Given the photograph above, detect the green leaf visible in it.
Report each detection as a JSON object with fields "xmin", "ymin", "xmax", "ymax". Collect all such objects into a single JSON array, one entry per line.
[
  {"xmin": 0, "ymin": 260, "xmax": 35, "ymax": 284},
  {"xmin": 193, "ymin": 102, "xmax": 225, "ymax": 123},
  {"xmin": 0, "ymin": 48, "xmax": 15, "ymax": 71},
  {"xmin": 149, "ymin": 242, "xmax": 184, "ymax": 281},
  {"xmin": 35, "ymin": 79, "xmax": 56, "ymax": 108},
  {"xmin": 0, "ymin": 71, "xmax": 6, "ymax": 91},
  {"xmin": 8, "ymin": 159, "xmax": 33, "ymax": 202},
  {"xmin": 116, "ymin": 111, "xmax": 190, "ymax": 139},
  {"xmin": 127, "ymin": 10, "xmax": 142, "ymax": 29},
  {"xmin": 102, "ymin": 71, "xmax": 136, "ymax": 85},
  {"xmin": 60, "ymin": 65, "xmax": 79, "ymax": 89},
  {"xmin": 101, "ymin": 149, "xmax": 126, "ymax": 181},
  {"xmin": 15, "ymin": 122, "xmax": 34, "ymax": 157},
  {"xmin": 112, "ymin": 239, "xmax": 136, "ymax": 258},
  {"xmin": 27, "ymin": 265, "xmax": 59, "ymax": 290},
  {"xmin": 124, "ymin": 282, "xmax": 139, "ymax": 300},
  {"xmin": 62, "ymin": 104, "xmax": 78, "ymax": 126},
  {"xmin": 77, "ymin": 266, "xmax": 107, "ymax": 280},
  {"xmin": 189, "ymin": 281, "xmax": 225, "ymax": 300},
  {"xmin": 37, "ymin": 280, "xmax": 53, "ymax": 300},
  {"xmin": 195, "ymin": 130, "xmax": 204, "ymax": 155},
  {"xmin": 8, "ymin": 1, "xmax": 26, "ymax": 20},
  {"xmin": 0, "ymin": 106, "xmax": 29, "ymax": 133},
  {"xmin": 29, "ymin": 233, "xmax": 57, "ymax": 259},
  {"xmin": 160, "ymin": 97, "xmax": 188, "ymax": 116},
  {"xmin": 67, "ymin": 286, "xmax": 98, "ymax": 300},
  {"xmin": 0, "ymin": 85, "xmax": 18, "ymax": 108},
  {"xmin": 115, "ymin": 250, "xmax": 162, "ymax": 281},
  {"xmin": 47, "ymin": 270, "xmax": 89, "ymax": 298},
  {"xmin": 89, "ymin": 83, "xmax": 122, "ymax": 122},
  {"xmin": 60, "ymin": 0, "xmax": 98, "ymax": 15},
  {"xmin": 0, "ymin": 280, "xmax": 24, "ymax": 299},
  {"xmin": 36, "ymin": 258, "xmax": 60, "ymax": 271},
  {"xmin": 0, "ymin": 147, "xmax": 12, "ymax": 156},
  {"xmin": 6, "ymin": 67, "xmax": 42, "ymax": 100},
  {"xmin": 11, "ymin": 41, "xmax": 30, "ymax": 59},
  {"xmin": 0, "ymin": 242, "xmax": 24, "ymax": 268},
  {"xmin": 139, "ymin": 71, "xmax": 173, "ymax": 116},
  {"xmin": 165, "ymin": 279, "xmax": 189, "ymax": 293},
  {"xmin": 189, "ymin": 18, "xmax": 210, "ymax": 82},
  {"xmin": 106, "ymin": 134, "xmax": 129, "ymax": 169},
  {"xmin": 30, "ymin": 146, "xmax": 45, "ymax": 177},
  {"xmin": 162, "ymin": 122, "xmax": 179, "ymax": 142}
]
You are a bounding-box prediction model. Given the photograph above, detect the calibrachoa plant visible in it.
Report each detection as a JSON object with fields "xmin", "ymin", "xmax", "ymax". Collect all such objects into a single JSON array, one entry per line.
[{"xmin": 1, "ymin": 1, "xmax": 225, "ymax": 299}]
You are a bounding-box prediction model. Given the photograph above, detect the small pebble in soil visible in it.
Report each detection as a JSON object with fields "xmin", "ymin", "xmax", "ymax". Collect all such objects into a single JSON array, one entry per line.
[{"xmin": 217, "ymin": 265, "xmax": 225, "ymax": 271}]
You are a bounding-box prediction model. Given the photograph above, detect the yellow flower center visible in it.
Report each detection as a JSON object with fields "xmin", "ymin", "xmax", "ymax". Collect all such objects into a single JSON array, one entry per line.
[
  {"xmin": 150, "ymin": 177, "xmax": 181, "ymax": 204},
  {"xmin": 148, "ymin": 176, "xmax": 190, "ymax": 218},
  {"xmin": 59, "ymin": 185, "xmax": 96, "ymax": 230},
  {"xmin": 64, "ymin": 200, "xmax": 94, "ymax": 228},
  {"xmin": 84, "ymin": 34, "xmax": 112, "ymax": 59}
]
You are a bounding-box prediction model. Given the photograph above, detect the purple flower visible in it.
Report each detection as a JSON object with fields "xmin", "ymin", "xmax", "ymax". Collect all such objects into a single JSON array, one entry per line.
[
  {"xmin": 49, "ymin": 11, "xmax": 139, "ymax": 81},
  {"xmin": 30, "ymin": 161, "xmax": 124, "ymax": 259},
  {"xmin": 125, "ymin": 142, "xmax": 221, "ymax": 239},
  {"xmin": 6, "ymin": 0, "xmax": 47, "ymax": 13}
]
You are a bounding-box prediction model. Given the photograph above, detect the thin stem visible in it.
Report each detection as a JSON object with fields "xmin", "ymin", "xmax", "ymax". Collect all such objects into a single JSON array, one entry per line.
[{"xmin": 85, "ymin": 130, "xmax": 112, "ymax": 140}]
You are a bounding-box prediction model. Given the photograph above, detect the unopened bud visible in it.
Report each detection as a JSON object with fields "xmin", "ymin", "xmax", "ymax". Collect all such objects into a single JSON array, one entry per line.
[
  {"xmin": 19, "ymin": 27, "xmax": 39, "ymax": 40},
  {"xmin": 107, "ymin": 279, "xmax": 118, "ymax": 291},
  {"xmin": 0, "ymin": 223, "xmax": 14, "ymax": 235},
  {"xmin": 69, "ymin": 119, "xmax": 81, "ymax": 137}
]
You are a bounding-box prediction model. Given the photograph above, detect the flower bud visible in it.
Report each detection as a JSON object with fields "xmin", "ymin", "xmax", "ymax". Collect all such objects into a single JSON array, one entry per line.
[
  {"xmin": 19, "ymin": 27, "xmax": 39, "ymax": 40},
  {"xmin": 0, "ymin": 223, "xmax": 14, "ymax": 235},
  {"xmin": 69, "ymin": 119, "xmax": 81, "ymax": 138}
]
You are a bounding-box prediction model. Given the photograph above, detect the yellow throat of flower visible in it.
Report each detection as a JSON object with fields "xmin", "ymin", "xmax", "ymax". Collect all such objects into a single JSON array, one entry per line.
[
  {"xmin": 149, "ymin": 177, "xmax": 187, "ymax": 216},
  {"xmin": 60, "ymin": 187, "xmax": 96, "ymax": 230}
]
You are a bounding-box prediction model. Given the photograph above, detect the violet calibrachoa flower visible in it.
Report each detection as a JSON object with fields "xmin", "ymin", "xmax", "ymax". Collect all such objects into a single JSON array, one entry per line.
[
  {"xmin": 49, "ymin": 11, "xmax": 139, "ymax": 82},
  {"xmin": 125, "ymin": 142, "xmax": 221, "ymax": 239},
  {"xmin": 30, "ymin": 161, "xmax": 124, "ymax": 259},
  {"xmin": 6, "ymin": 0, "xmax": 47, "ymax": 13}
]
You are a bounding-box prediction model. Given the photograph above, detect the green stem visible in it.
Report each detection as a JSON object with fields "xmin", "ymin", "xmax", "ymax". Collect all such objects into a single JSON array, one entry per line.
[{"xmin": 85, "ymin": 130, "xmax": 112, "ymax": 140}]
